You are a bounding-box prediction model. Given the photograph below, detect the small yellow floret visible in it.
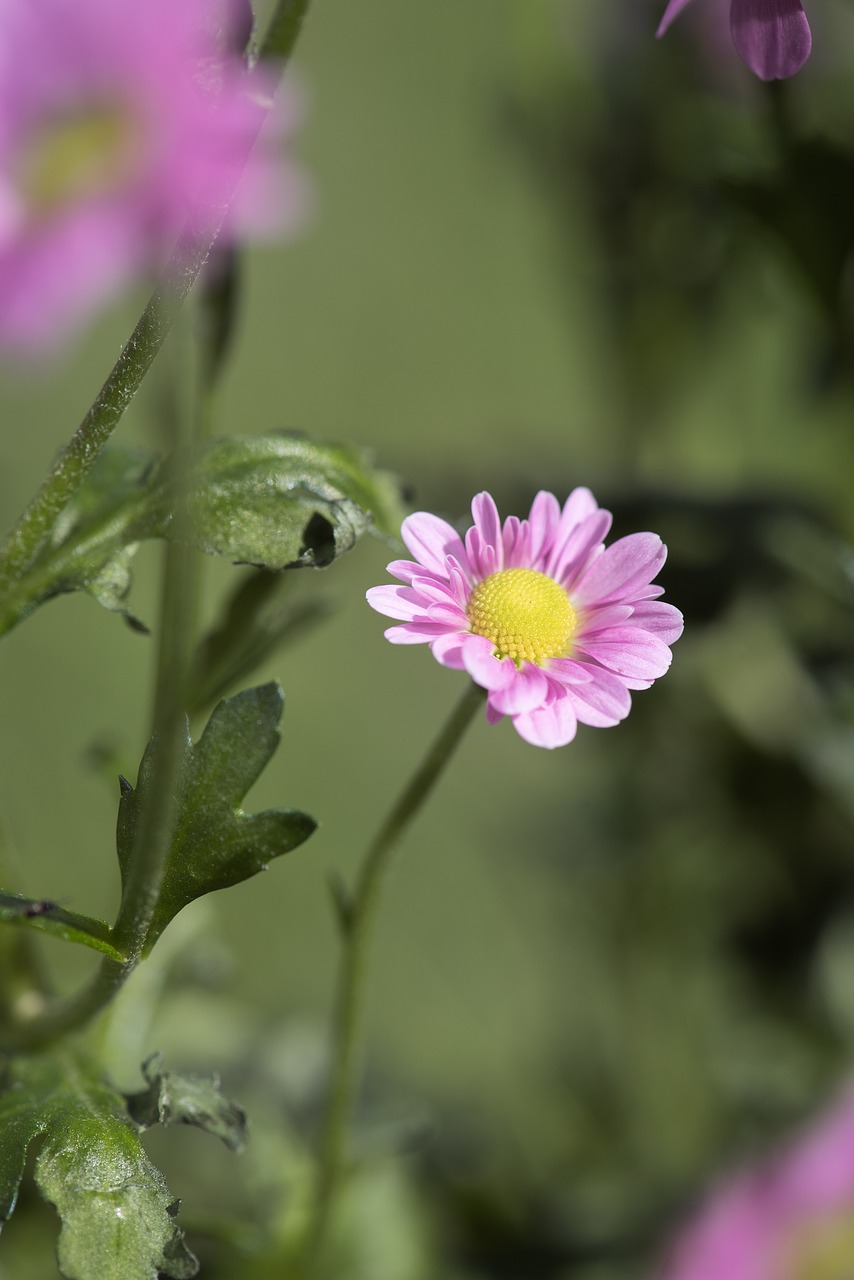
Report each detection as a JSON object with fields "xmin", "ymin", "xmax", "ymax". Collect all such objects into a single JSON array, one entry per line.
[
  {"xmin": 18, "ymin": 105, "xmax": 138, "ymax": 217},
  {"xmin": 785, "ymin": 1210, "xmax": 854, "ymax": 1280},
  {"xmin": 467, "ymin": 568, "xmax": 576, "ymax": 666}
]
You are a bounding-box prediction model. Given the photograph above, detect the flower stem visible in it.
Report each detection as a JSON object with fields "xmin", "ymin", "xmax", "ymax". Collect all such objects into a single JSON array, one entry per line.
[
  {"xmin": 301, "ymin": 680, "xmax": 486, "ymax": 1270},
  {"xmin": 0, "ymin": 353, "xmax": 199, "ymax": 1053}
]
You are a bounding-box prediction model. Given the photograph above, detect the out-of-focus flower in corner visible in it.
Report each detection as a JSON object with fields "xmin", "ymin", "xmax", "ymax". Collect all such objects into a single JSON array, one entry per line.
[
  {"xmin": 658, "ymin": 1087, "xmax": 854, "ymax": 1280},
  {"xmin": 657, "ymin": 0, "xmax": 812, "ymax": 81},
  {"xmin": 0, "ymin": 0, "xmax": 305, "ymax": 352},
  {"xmin": 366, "ymin": 489, "xmax": 683, "ymax": 749}
]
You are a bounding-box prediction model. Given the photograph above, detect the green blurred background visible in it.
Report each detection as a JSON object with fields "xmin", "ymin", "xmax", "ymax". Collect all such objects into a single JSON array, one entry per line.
[{"xmin": 3, "ymin": 1, "xmax": 854, "ymax": 1275}]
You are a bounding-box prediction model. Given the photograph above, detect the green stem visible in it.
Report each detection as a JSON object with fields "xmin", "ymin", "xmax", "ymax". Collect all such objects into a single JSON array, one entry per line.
[
  {"xmin": 301, "ymin": 681, "xmax": 486, "ymax": 1270},
  {"xmin": 0, "ymin": 363, "xmax": 198, "ymax": 1055},
  {"xmin": 0, "ymin": 0, "xmax": 311, "ymax": 606}
]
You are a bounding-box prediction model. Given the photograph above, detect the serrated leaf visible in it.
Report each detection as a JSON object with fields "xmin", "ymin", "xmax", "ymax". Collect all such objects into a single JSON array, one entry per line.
[
  {"xmin": 116, "ymin": 683, "xmax": 315, "ymax": 953},
  {"xmin": 126, "ymin": 1054, "xmax": 248, "ymax": 1153},
  {"xmin": 0, "ymin": 435, "xmax": 403, "ymax": 636},
  {"xmin": 0, "ymin": 1054, "xmax": 198, "ymax": 1280},
  {"xmin": 0, "ymin": 890, "xmax": 124, "ymax": 963}
]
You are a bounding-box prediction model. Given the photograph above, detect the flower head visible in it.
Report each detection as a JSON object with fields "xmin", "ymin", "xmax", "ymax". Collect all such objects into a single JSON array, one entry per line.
[
  {"xmin": 366, "ymin": 489, "xmax": 683, "ymax": 749},
  {"xmin": 659, "ymin": 1088, "xmax": 854, "ymax": 1280},
  {"xmin": 0, "ymin": 0, "xmax": 303, "ymax": 350},
  {"xmin": 657, "ymin": 0, "xmax": 812, "ymax": 81}
]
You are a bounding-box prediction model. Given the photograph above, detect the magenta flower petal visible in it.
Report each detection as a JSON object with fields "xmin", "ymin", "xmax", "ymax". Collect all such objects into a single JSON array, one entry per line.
[
  {"xmin": 384, "ymin": 623, "xmax": 451, "ymax": 645},
  {"xmin": 630, "ymin": 600, "xmax": 686, "ymax": 645},
  {"xmin": 574, "ymin": 533, "xmax": 667, "ymax": 606},
  {"xmin": 471, "ymin": 491, "xmax": 503, "ymax": 562},
  {"xmin": 730, "ymin": 0, "xmax": 811, "ymax": 79},
  {"xmin": 656, "ymin": 0, "xmax": 811, "ymax": 80},
  {"xmin": 0, "ymin": 0, "xmax": 303, "ymax": 351},
  {"xmin": 514, "ymin": 695, "xmax": 579, "ymax": 749},
  {"xmin": 365, "ymin": 585, "xmax": 428, "ymax": 622},
  {"xmin": 368, "ymin": 488, "xmax": 682, "ymax": 748},
  {"xmin": 461, "ymin": 635, "xmax": 517, "ymax": 690},
  {"xmin": 527, "ymin": 490, "xmax": 562, "ymax": 563},
  {"xmin": 430, "ymin": 633, "xmax": 467, "ymax": 670},
  {"xmin": 659, "ymin": 1088, "xmax": 854, "ymax": 1280},
  {"xmin": 401, "ymin": 512, "xmax": 467, "ymax": 575},
  {"xmin": 550, "ymin": 662, "xmax": 632, "ymax": 727},
  {"xmin": 657, "ymin": 0, "xmax": 698, "ymax": 36},
  {"xmin": 488, "ymin": 664, "xmax": 550, "ymax": 717},
  {"xmin": 548, "ymin": 510, "xmax": 613, "ymax": 586},
  {"xmin": 576, "ymin": 628, "xmax": 674, "ymax": 680}
]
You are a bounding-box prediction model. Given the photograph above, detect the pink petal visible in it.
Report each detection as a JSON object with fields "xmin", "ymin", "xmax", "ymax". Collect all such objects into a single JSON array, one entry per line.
[
  {"xmin": 471, "ymin": 491, "xmax": 503, "ymax": 563},
  {"xmin": 630, "ymin": 600, "xmax": 685, "ymax": 645},
  {"xmin": 426, "ymin": 601, "xmax": 469, "ymax": 627},
  {"xmin": 550, "ymin": 663, "xmax": 632, "ymax": 727},
  {"xmin": 446, "ymin": 557, "xmax": 472, "ymax": 606},
  {"xmin": 384, "ymin": 623, "xmax": 451, "ymax": 644},
  {"xmin": 731, "ymin": 0, "xmax": 811, "ymax": 80},
  {"xmin": 401, "ymin": 511, "xmax": 466, "ymax": 575},
  {"xmin": 573, "ymin": 532, "xmax": 667, "ymax": 607},
  {"xmin": 575, "ymin": 628, "xmax": 674, "ymax": 680},
  {"xmin": 465, "ymin": 526, "xmax": 499, "ymax": 580},
  {"xmin": 430, "ymin": 633, "xmax": 467, "ymax": 669},
  {"xmin": 512, "ymin": 695, "xmax": 578, "ymax": 749},
  {"xmin": 461, "ymin": 634, "xmax": 517, "ymax": 690},
  {"xmin": 366, "ymin": 584, "xmax": 429, "ymax": 621},
  {"xmin": 656, "ymin": 0, "xmax": 696, "ymax": 37},
  {"xmin": 488, "ymin": 663, "xmax": 549, "ymax": 716},
  {"xmin": 385, "ymin": 558, "xmax": 446, "ymax": 585},
  {"xmin": 548, "ymin": 509, "xmax": 612, "ymax": 585},
  {"xmin": 526, "ymin": 491, "xmax": 561, "ymax": 564}
]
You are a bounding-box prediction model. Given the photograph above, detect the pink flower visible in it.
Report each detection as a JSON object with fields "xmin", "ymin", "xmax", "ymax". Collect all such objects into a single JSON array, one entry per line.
[
  {"xmin": 0, "ymin": 0, "xmax": 303, "ymax": 350},
  {"xmin": 366, "ymin": 489, "xmax": 683, "ymax": 749},
  {"xmin": 658, "ymin": 1088, "xmax": 854, "ymax": 1280},
  {"xmin": 657, "ymin": 0, "xmax": 812, "ymax": 80}
]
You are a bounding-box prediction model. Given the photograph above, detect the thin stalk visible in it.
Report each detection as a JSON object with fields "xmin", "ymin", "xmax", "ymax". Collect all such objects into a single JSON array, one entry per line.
[
  {"xmin": 0, "ymin": 363, "xmax": 198, "ymax": 1053},
  {"xmin": 301, "ymin": 681, "xmax": 486, "ymax": 1270}
]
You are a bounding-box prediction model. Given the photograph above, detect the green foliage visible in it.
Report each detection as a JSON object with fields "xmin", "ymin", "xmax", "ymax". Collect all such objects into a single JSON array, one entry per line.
[
  {"xmin": 0, "ymin": 435, "xmax": 403, "ymax": 635},
  {"xmin": 0, "ymin": 892, "xmax": 122, "ymax": 963},
  {"xmin": 126, "ymin": 1052, "xmax": 248, "ymax": 1153},
  {"xmin": 0, "ymin": 1053, "xmax": 198, "ymax": 1280},
  {"xmin": 116, "ymin": 683, "xmax": 316, "ymax": 953}
]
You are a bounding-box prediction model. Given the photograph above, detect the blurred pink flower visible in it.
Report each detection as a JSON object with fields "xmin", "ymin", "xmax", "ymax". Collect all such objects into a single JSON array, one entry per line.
[
  {"xmin": 657, "ymin": 0, "xmax": 812, "ymax": 80},
  {"xmin": 366, "ymin": 489, "xmax": 682, "ymax": 749},
  {"xmin": 658, "ymin": 1088, "xmax": 854, "ymax": 1280},
  {"xmin": 0, "ymin": 0, "xmax": 303, "ymax": 350}
]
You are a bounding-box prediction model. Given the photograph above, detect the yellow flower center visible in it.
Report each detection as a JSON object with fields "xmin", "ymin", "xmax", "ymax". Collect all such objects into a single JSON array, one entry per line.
[
  {"xmin": 783, "ymin": 1211, "xmax": 854, "ymax": 1280},
  {"xmin": 17, "ymin": 104, "xmax": 140, "ymax": 218},
  {"xmin": 467, "ymin": 567, "xmax": 576, "ymax": 666}
]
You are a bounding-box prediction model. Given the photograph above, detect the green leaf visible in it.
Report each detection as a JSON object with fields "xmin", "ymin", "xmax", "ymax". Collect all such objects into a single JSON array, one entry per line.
[
  {"xmin": 168, "ymin": 434, "xmax": 403, "ymax": 567},
  {"xmin": 0, "ymin": 435, "xmax": 403, "ymax": 635},
  {"xmin": 116, "ymin": 683, "xmax": 316, "ymax": 953},
  {"xmin": 0, "ymin": 890, "xmax": 124, "ymax": 963},
  {"xmin": 0, "ymin": 1054, "xmax": 198, "ymax": 1280},
  {"xmin": 125, "ymin": 1053, "xmax": 248, "ymax": 1153}
]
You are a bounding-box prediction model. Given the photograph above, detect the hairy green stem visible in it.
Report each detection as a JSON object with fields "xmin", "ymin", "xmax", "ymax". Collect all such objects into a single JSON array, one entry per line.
[
  {"xmin": 0, "ymin": 439, "xmax": 198, "ymax": 1059},
  {"xmin": 0, "ymin": 0, "xmax": 311, "ymax": 606},
  {"xmin": 301, "ymin": 681, "xmax": 486, "ymax": 1270}
]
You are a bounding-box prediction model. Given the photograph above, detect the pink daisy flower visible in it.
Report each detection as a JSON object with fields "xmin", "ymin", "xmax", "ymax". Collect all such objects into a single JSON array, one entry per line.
[
  {"xmin": 657, "ymin": 0, "xmax": 812, "ymax": 81},
  {"xmin": 0, "ymin": 0, "xmax": 303, "ymax": 351},
  {"xmin": 366, "ymin": 489, "xmax": 683, "ymax": 749},
  {"xmin": 659, "ymin": 1088, "xmax": 854, "ymax": 1280}
]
